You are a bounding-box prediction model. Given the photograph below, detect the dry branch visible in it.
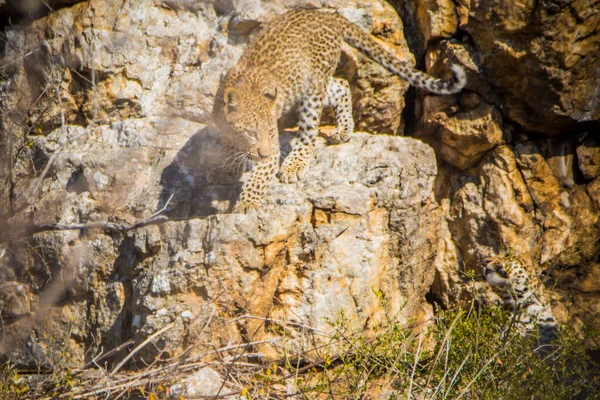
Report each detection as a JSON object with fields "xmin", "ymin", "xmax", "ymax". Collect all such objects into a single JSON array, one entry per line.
[
  {"xmin": 48, "ymin": 337, "xmax": 280, "ymax": 399},
  {"xmin": 2, "ymin": 193, "xmax": 175, "ymax": 243},
  {"xmin": 82, "ymin": 340, "xmax": 135, "ymax": 370},
  {"xmin": 110, "ymin": 323, "xmax": 174, "ymax": 376}
]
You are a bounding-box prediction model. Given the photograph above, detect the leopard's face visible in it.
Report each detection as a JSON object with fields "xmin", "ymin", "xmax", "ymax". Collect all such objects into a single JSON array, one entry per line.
[
  {"xmin": 483, "ymin": 257, "xmax": 512, "ymax": 289},
  {"xmin": 483, "ymin": 256, "xmax": 531, "ymax": 300},
  {"xmin": 223, "ymin": 73, "xmax": 279, "ymax": 161}
]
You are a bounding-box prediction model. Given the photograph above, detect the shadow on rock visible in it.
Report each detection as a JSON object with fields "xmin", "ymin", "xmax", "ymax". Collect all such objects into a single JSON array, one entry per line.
[{"xmin": 157, "ymin": 125, "xmax": 243, "ymax": 218}]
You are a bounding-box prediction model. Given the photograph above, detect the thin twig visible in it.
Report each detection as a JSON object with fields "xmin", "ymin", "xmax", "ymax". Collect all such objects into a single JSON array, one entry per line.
[
  {"xmin": 455, "ymin": 351, "xmax": 499, "ymax": 400},
  {"xmin": 6, "ymin": 193, "xmax": 175, "ymax": 243},
  {"xmin": 57, "ymin": 338, "xmax": 281, "ymax": 399},
  {"xmin": 105, "ymin": 338, "xmax": 280, "ymax": 388},
  {"xmin": 0, "ymin": 49, "xmax": 38, "ymax": 71},
  {"xmin": 502, "ymin": 302, "xmax": 521, "ymax": 348},
  {"xmin": 442, "ymin": 353, "xmax": 471, "ymax": 399},
  {"xmin": 407, "ymin": 333, "xmax": 423, "ymax": 397},
  {"xmin": 0, "ymin": 314, "xmax": 4, "ymax": 347},
  {"xmin": 81, "ymin": 339, "xmax": 135, "ymax": 370},
  {"xmin": 185, "ymin": 338, "xmax": 280, "ymax": 364},
  {"xmin": 110, "ymin": 323, "xmax": 175, "ymax": 376},
  {"xmin": 222, "ymin": 314, "xmax": 331, "ymax": 337},
  {"xmin": 282, "ymin": 337, "xmax": 376, "ymax": 379},
  {"xmin": 424, "ymin": 310, "xmax": 462, "ymax": 392},
  {"xmin": 27, "ymin": 78, "xmax": 69, "ymax": 202},
  {"xmin": 163, "ymin": 306, "xmax": 216, "ymax": 364}
]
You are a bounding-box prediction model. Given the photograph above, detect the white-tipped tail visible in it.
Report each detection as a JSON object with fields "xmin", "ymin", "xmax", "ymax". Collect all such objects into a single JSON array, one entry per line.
[{"xmin": 448, "ymin": 64, "xmax": 467, "ymax": 93}]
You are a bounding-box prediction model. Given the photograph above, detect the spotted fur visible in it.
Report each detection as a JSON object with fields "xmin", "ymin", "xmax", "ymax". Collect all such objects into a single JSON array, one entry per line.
[
  {"xmin": 223, "ymin": 9, "xmax": 466, "ymax": 212},
  {"xmin": 483, "ymin": 255, "xmax": 557, "ymax": 349}
]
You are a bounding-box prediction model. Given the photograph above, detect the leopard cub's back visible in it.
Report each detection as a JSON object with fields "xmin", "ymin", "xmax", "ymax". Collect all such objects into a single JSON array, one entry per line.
[{"xmin": 228, "ymin": 10, "xmax": 345, "ymax": 110}]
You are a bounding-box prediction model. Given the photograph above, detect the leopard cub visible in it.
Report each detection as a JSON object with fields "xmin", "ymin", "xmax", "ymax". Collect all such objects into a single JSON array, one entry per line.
[
  {"xmin": 222, "ymin": 9, "xmax": 466, "ymax": 212},
  {"xmin": 483, "ymin": 255, "xmax": 558, "ymax": 349}
]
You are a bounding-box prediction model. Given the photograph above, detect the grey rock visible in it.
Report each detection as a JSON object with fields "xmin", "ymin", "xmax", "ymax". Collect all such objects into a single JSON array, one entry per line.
[{"xmin": 169, "ymin": 367, "xmax": 226, "ymax": 399}]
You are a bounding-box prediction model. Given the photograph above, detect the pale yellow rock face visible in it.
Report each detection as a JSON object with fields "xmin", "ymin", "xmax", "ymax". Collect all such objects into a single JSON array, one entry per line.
[
  {"xmin": 0, "ymin": 129, "xmax": 441, "ymax": 366},
  {"xmin": 417, "ymin": 0, "xmax": 458, "ymax": 40},
  {"xmin": 327, "ymin": 0, "xmax": 414, "ymax": 134},
  {"xmin": 390, "ymin": 0, "xmax": 600, "ymax": 344},
  {"xmin": 434, "ymin": 136, "xmax": 600, "ymax": 315},
  {"xmin": 576, "ymin": 134, "xmax": 600, "ymax": 180}
]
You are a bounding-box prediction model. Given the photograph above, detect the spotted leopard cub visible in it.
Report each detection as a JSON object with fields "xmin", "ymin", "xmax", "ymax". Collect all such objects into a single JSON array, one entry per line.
[
  {"xmin": 223, "ymin": 9, "xmax": 466, "ymax": 212},
  {"xmin": 483, "ymin": 255, "xmax": 558, "ymax": 349}
]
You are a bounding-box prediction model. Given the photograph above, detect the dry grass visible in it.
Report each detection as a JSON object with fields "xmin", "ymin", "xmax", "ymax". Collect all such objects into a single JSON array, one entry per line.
[{"xmin": 1, "ymin": 298, "xmax": 599, "ymax": 400}]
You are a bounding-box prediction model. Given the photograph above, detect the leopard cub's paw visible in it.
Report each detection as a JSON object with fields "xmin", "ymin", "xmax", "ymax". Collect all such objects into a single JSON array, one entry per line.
[
  {"xmin": 232, "ymin": 198, "xmax": 260, "ymax": 214},
  {"xmin": 280, "ymin": 156, "xmax": 308, "ymax": 184},
  {"xmin": 327, "ymin": 127, "xmax": 352, "ymax": 144}
]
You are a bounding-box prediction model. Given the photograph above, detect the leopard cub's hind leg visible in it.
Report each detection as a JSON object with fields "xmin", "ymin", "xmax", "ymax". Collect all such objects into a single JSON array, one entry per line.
[
  {"xmin": 325, "ymin": 77, "xmax": 354, "ymax": 144},
  {"xmin": 280, "ymin": 86, "xmax": 325, "ymax": 184},
  {"xmin": 279, "ymin": 77, "xmax": 353, "ymax": 184}
]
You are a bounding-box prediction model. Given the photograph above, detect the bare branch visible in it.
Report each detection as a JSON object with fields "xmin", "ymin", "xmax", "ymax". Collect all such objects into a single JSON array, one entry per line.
[
  {"xmin": 81, "ymin": 339, "xmax": 135, "ymax": 370},
  {"xmin": 26, "ymin": 71, "xmax": 69, "ymax": 203},
  {"xmin": 110, "ymin": 323, "xmax": 175, "ymax": 376},
  {"xmin": 0, "ymin": 49, "xmax": 39, "ymax": 72},
  {"xmin": 4, "ymin": 193, "xmax": 176, "ymax": 242}
]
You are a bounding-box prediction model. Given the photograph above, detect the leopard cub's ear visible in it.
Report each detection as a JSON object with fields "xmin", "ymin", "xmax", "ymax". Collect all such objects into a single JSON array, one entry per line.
[
  {"xmin": 263, "ymin": 87, "xmax": 277, "ymax": 102},
  {"xmin": 224, "ymin": 88, "xmax": 238, "ymax": 105},
  {"xmin": 224, "ymin": 88, "xmax": 239, "ymax": 114}
]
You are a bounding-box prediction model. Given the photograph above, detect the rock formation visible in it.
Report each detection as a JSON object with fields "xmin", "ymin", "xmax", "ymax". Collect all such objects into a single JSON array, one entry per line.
[{"xmin": 0, "ymin": 0, "xmax": 599, "ymax": 381}]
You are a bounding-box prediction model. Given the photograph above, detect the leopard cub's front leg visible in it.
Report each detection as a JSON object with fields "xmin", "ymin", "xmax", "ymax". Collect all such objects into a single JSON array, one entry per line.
[
  {"xmin": 279, "ymin": 144, "xmax": 314, "ymax": 184},
  {"xmin": 233, "ymin": 152, "xmax": 280, "ymax": 213}
]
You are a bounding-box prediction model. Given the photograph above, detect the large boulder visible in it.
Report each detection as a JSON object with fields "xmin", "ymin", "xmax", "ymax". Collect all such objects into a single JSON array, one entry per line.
[{"xmin": 0, "ymin": 0, "xmax": 433, "ymax": 368}]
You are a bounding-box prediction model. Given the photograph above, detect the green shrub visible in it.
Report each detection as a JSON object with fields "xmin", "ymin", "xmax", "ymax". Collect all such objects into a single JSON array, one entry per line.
[{"xmin": 266, "ymin": 301, "xmax": 600, "ymax": 399}]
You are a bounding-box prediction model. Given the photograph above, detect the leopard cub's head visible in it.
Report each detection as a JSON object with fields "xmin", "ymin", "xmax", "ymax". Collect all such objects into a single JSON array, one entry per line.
[
  {"xmin": 483, "ymin": 256, "xmax": 529, "ymax": 293},
  {"xmin": 483, "ymin": 257, "xmax": 512, "ymax": 289},
  {"xmin": 223, "ymin": 71, "xmax": 279, "ymax": 160}
]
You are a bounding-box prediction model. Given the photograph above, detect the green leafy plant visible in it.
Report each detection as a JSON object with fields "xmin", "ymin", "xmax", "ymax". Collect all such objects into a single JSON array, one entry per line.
[{"xmin": 0, "ymin": 362, "xmax": 29, "ymax": 400}]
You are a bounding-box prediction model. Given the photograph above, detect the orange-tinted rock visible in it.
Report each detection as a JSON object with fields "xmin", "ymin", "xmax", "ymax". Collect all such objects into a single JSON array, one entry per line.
[
  {"xmin": 420, "ymin": 92, "xmax": 504, "ymax": 170},
  {"xmin": 455, "ymin": 0, "xmax": 600, "ymax": 134}
]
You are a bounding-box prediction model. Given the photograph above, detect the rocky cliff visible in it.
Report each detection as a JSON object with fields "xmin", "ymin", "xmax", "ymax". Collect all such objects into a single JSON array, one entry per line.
[{"xmin": 0, "ymin": 0, "xmax": 599, "ymax": 391}]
